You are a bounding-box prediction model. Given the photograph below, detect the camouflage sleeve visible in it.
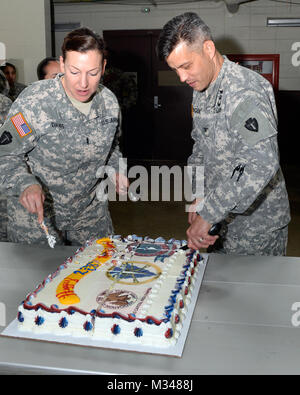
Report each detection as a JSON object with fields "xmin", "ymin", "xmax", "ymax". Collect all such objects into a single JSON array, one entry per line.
[
  {"xmin": 187, "ymin": 122, "xmax": 205, "ymax": 199},
  {"xmin": 187, "ymin": 120, "xmax": 205, "ymax": 168},
  {"xmin": 198, "ymin": 96, "xmax": 279, "ymax": 225},
  {"xmin": 106, "ymin": 108, "xmax": 123, "ymax": 171},
  {"xmin": 0, "ymin": 100, "xmax": 38, "ymax": 196},
  {"xmin": 0, "ymin": 94, "xmax": 12, "ymax": 125}
]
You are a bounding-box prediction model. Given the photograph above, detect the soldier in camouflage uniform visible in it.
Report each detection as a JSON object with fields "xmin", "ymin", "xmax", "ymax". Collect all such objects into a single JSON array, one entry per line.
[
  {"xmin": 0, "ymin": 28, "xmax": 128, "ymax": 246},
  {"xmin": 0, "ymin": 63, "xmax": 26, "ymax": 102},
  {"xmin": 0, "ymin": 70, "xmax": 12, "ymax": 122},
  {"xmin": 0, "ymin": 70, "xmax": 12, "ymax": 241},
  {"xmin": 0, "ymin": 69, "xmax": 10, "ymax": 97},
  {"xmin": 157, "ymin": 13, "xmax": 290, "ymax": 255}
]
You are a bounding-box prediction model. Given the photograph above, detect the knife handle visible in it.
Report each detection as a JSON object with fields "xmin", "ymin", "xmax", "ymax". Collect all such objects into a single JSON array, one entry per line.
[
  {"xmin": 208, "ymin": 223, "xmax": 222, "ymax": 236},
  {"xmin": 180, "ymin": 222, "xmax": 222, "ymax": 250}
]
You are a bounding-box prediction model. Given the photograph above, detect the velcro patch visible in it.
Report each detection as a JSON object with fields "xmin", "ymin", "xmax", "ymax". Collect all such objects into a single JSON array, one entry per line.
[
  {"xmin": 11, "ymin": 112, "xmax": 32, "ymax": 138},
  {"xmin": 230, "ymin": 99, "xmax": 277, "ymax": 147}
]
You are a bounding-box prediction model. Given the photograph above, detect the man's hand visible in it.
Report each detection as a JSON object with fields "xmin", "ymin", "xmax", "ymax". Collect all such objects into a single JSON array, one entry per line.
[
  {"xmin": 187, "ymin": 214, "xmax": 218, "ymax": 250},
  {"xmin": 112, "ymin": 173, "xmax": 129, "ymax": 195},
  {"xmin": 187, "ymin": 197, "xmax": 203, "ymax": 224},
  {"xmin": 19, "ymin": 184, "xmax": 45, "ymax": 224}
]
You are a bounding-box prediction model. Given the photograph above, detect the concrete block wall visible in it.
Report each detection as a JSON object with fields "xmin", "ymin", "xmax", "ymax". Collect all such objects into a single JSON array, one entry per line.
[{"xmin": 54, "ymin": 0, "xmax": 300, "ymax": 90}]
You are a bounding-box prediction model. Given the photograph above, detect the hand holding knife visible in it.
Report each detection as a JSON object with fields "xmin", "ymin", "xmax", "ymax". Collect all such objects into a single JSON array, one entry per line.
[
  {"xmin": 183, "ymin": 222, "xmax": 221, "ymax": 250},
  {"xmin": 186, "ymin": 211, "xmax": 222, "ymax": 250}
]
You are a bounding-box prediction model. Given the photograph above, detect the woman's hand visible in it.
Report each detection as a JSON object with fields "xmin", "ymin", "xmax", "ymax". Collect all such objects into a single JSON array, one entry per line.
[
  {"xmin": 19, "ymin": 184, "xmax": 45, "ymax": 224},
  {"xmin": 113, "ymin": 173, "xmax": 129, "ymax": 195}
]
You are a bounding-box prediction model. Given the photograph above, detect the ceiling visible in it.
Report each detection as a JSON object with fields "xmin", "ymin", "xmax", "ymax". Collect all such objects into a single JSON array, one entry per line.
[
  {"xmin": 53, "ymin": 0, "xmax": 257, "ymax": 13},
  {"xmin": 53, "ymin": 0, "xmax": 210, "ymax": 4}
]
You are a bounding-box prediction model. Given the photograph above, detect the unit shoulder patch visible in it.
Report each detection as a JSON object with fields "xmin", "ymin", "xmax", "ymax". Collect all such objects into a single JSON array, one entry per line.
[
  {"xmin": 0, "ymin": 112, "xmax": 34, "ymax": 154},
  {"xmin": 244, "ymin": 117, "xmax": 259, "ymax": 132},
  {"xmin": 0, "ymin": 131, "xmax": 12, "ymax": 145},
  {"xmin": 230, "ymin": 99, "xmax": 277, "ymax": 147}
]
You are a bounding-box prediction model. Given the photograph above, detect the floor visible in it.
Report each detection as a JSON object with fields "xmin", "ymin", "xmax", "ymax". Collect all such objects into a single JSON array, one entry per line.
[{"xmin": 109, "ymin": 163, "xmax": 300, "ymax": 257}]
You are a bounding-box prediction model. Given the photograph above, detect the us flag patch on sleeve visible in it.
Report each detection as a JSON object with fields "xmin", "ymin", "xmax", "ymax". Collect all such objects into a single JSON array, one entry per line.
[{"xmin": 10, "ymin": 112, "xmax": 32, "ymax": 138}]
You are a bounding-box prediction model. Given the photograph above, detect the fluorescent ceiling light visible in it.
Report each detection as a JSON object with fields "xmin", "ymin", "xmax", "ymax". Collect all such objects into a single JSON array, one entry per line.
[{"xmin": 267, "ymin": 18, "xmax": 300, "ymax": 27}]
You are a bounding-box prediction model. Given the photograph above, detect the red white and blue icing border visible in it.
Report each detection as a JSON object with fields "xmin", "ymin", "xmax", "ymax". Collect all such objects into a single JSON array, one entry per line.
[{"xmin": 17, "ymin": 235, "xmax": 204, "ymax": 347}]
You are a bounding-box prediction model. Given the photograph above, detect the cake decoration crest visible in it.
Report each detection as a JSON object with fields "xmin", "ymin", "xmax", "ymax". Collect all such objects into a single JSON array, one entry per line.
[{"xmin": 17, "ymin": 234, "xmax": 204, "ymax": 348}]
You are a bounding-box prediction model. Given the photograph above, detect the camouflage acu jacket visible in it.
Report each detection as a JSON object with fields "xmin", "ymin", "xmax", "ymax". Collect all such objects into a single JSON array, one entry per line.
[{"xmin": 0, "ymin": 75, "xmax": 122, "ymax": 225}]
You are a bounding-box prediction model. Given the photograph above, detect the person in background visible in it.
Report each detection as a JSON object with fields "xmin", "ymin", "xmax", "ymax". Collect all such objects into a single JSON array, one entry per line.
[
  {"xmin": 0, "ymin": 27, "xmax": 128, "ymax": 246},
  {"xmin": 0, "ymin": 62, "xmax": 26, "ymax": 101},
  {"xmin": 0, "ymin": 69, "xmax": 12, "ymax": 123},
  {"xmin": 37, "ymin": 57, "xmax": 61, "ymax": 80},
  {"xmin": 157, "ymin": 12, "xmax": 290, "ymax": 256},
  {"xmin": 102, "ymin": 49, "xmax": 137, "ymax": 111},
  {"xmin": 0, "ymin": 70, "xmax": 13, "ymax": 241}
]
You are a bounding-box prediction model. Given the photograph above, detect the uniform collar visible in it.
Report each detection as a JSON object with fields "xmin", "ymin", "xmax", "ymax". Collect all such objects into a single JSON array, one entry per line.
[
  {"xmin": 198, "ymin": 55, "xmax": 228, "ymax": 110},
  {"xmin": 55, "ymin": 74, "xmax": 104, "ymax": 121}
]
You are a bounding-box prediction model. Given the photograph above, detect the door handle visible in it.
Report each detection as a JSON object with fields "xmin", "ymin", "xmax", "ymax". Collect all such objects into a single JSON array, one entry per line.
[{"xmin": 154, "ymin": 96, "xmax": 162, "ymax": 109}]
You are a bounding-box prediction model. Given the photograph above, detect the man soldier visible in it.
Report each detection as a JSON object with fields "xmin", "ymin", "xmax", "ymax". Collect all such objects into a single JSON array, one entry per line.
[
  {"xmin": 157, "ymin": 12, "xmax": 290, "ymax": 255},
  {"xmin": 36, "ymin": 57, "xmax": 61, "ymax": 80}
]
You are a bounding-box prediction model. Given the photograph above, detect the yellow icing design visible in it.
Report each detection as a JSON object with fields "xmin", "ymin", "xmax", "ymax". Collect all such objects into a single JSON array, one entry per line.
[{"xmin": 56, "ymin": 238, "xmax": 115, "ymax": 305}]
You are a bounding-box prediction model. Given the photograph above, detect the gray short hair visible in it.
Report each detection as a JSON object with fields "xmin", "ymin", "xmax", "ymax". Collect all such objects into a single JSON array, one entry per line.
[{"xmin": 157, "ymin": 12, "xmax": 213, "ymax": 60}]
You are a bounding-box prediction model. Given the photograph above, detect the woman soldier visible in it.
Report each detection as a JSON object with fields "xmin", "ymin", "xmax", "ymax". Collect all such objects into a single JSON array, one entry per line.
[{"xmin": 0, "ymin": 27, "xmax": 128, "ymax": 246}]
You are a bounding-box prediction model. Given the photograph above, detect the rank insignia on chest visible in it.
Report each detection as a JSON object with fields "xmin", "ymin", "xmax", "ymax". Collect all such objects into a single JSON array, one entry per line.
[{"xmin": 10, "ymin": 112, "xmax": 32, "ymax": 138}]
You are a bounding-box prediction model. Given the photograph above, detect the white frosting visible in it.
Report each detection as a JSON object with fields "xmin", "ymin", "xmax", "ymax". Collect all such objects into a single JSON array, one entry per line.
[{"xmin": 18, "ymin": 236, "xmax": 203, "ymax": 347}]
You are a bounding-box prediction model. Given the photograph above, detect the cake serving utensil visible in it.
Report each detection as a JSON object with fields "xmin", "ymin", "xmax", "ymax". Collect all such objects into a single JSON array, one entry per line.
[{"xmin": 40, "ymin": 220, "xmax": 56, "ymax": 248}]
